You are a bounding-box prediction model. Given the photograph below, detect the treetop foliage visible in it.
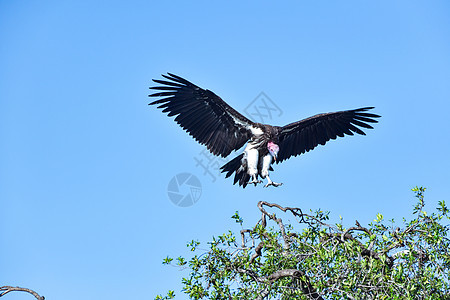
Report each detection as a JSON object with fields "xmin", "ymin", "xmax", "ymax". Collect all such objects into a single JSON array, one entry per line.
[{"xmin": 156, "ymin": 187, "xmax": 450, "ymax": 300}]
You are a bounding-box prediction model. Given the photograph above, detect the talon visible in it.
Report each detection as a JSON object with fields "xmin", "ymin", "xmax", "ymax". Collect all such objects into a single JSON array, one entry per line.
[
  {"xmin": 249, "ymin": 179, "xmax": 262, "ymax": 186},
  {"xmin": 249, "ymin": 175, "xmax": 262, "ymax": 186},
  {"xmin": 264, "ymin": 182, "xmax": 283, "ymax": 188}
]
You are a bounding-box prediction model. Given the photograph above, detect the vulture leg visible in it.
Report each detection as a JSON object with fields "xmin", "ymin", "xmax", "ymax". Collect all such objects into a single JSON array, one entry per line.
[
  {"xmin": 249, "ymin": 174, "xmax": 262, "ymax": 186},
  {"xmin": 260, "ymin": 153, "xmax": 282, "ymax": 188},
  {"xmin": 246, "ymin": 147, "xmax": 261, "ymax": 186},
  {"xmin": 264, "ymin": 175, "xmax": 283, "ymax": 188}
]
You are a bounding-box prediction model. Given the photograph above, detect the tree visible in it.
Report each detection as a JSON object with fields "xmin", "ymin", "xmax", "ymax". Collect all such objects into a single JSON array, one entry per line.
[{"xmin": 156, "ymin": 187, "xmax": 450, "ymax": 299}]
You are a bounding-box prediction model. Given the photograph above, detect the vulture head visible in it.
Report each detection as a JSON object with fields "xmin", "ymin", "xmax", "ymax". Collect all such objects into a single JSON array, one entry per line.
[{"xmin": 267, "ymin": 141, "xmax": 279, "ymax": 162}]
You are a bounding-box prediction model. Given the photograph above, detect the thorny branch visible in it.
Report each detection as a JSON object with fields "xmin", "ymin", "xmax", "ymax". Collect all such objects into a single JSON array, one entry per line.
[{"xmin": 0, "ymin": 286, "xmax": 44, "ymax": 300}]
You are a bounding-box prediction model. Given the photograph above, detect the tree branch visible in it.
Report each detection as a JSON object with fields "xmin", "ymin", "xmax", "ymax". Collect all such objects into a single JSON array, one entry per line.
[
  {"xmin": 258, "ymin": 201, "xmax": 325, "ymax": 228},
  {"xmin": 237, "ymin": 268, "xmax": 324, "ymax": 300},
  {"xmin": 0, "ymin": 286, "xmax": 44, "ymax": 300}
]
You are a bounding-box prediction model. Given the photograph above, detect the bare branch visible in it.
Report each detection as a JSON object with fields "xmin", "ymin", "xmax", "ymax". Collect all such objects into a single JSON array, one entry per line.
[
  {"xmin": 240, "ymin": 229, "xmax": 253, "ymax": 248},
  {"xmin": 258, "ymin": 201, "xmax": 326, "ymax": 228},
  {"xmin": 0, "ymin": 286, "xmax": 44, "ymax": 300}
]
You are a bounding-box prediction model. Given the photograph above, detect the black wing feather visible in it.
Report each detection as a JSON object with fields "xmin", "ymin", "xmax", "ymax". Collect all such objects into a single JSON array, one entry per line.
[
  {"xmin": 149, "ymin": 73, "xmax": 255, "ymax": 157},
  {"xmin": 277, "ymin": 107, "xmax": 380, "ymax": 163}
]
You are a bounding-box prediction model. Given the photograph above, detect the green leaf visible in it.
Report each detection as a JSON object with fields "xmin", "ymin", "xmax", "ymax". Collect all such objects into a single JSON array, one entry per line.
[
  {"xmin": 231, "ymin": 211, "xmax": 244, "ymax": 225},
  {"xmin": 162, "ymin": 256, "xmax": 173, "ymax": 265}
]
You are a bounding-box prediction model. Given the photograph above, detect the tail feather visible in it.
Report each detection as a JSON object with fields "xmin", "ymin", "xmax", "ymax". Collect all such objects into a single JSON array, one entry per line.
[{"xmin": 220, "ymin": 154, "xmax": 249, "ymax": 188}]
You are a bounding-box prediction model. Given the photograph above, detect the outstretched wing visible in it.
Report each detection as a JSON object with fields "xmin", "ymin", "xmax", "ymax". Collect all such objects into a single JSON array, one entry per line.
[
  {"xmin": 276, "ymin": 107, "xmax": 380, "ymax": 163},
  {"xmin": 149, "ymin": 73, "xmax": 256, "ymax": 157}
]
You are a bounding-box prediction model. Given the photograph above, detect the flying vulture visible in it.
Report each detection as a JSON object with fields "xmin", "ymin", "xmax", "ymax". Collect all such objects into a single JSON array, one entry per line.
[{"xmin": 149, "ymin": 73, "xmax": 380, "ymax": 188}]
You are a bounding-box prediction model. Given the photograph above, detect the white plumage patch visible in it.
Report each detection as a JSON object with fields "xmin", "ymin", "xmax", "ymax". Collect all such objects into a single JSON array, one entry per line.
[
  {"xmin": 229, "ymin": 113, "xmax": 263, "ymax": 136},
  {"xmin": 248, "ymin": 125, "xmax": 264, "ymax": 136},
  {"xmin": 244, "ymin": 143, "xmax": 259, "ymax": 176}
]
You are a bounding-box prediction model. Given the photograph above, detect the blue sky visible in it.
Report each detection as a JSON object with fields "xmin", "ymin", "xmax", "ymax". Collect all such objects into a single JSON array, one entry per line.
[{"xmin": 1, "ymin": 1, "xmax": 450, "ymax": 299}]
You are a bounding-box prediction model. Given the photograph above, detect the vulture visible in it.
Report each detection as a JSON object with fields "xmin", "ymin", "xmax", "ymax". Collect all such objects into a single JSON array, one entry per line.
[{"xmin": 149, "ymin": 73, "xmax": 380, "ymax": 188}]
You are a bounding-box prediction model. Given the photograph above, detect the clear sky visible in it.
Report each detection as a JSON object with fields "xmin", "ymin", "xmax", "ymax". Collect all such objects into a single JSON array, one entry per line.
[{"xmin": 1, "ymin": 1, "xmax": 450, "ymax": 299}]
